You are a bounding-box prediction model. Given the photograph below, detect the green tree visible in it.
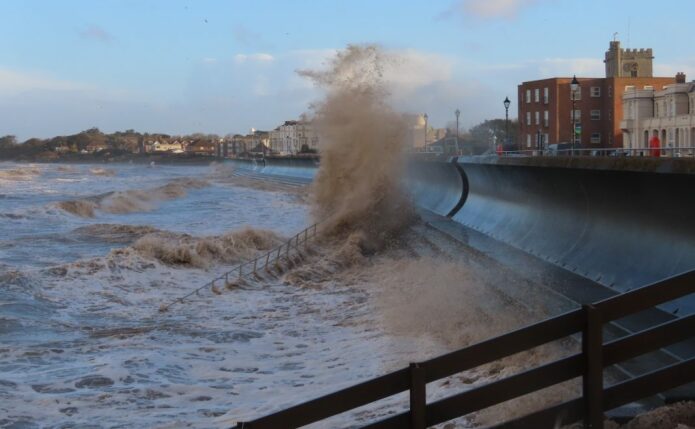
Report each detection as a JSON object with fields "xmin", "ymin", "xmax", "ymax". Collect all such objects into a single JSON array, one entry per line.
[
  {"xmin": 466, "ymin": 119, "xmax": 519, "ymax": 154},
  {"xmin": 0, "ymin": 135, "xmax": 18, "ymax": 148}
]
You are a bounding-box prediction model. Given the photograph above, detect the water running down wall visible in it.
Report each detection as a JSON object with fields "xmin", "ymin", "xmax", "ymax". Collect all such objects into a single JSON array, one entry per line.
[{"xmin": 227, "ymin": 156, "xmax": 695, "ymax": 312}]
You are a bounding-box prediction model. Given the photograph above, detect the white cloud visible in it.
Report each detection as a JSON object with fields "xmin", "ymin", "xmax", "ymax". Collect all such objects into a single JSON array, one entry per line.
[
  {"xmin": 533, "ymin": 58, "xmax": 604, "ymax": 78},
  {"xmin": 655, "ymin": 61, "xmax": 695, "ymax": 79},
  {"xmin": 440, "ymin": 0, "xmax": 546, "ymax": 20},
  {"xmin": 233, "ymin": 53, "xmax": 275, "ymax": 64},
  {"xmin": 0, "ymin": 68, "xmax": 92, "ymax": 95}
]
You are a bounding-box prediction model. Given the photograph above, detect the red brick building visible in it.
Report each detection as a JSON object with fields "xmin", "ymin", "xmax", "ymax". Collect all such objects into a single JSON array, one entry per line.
[{"xmin": 518, "ymin": 41, "xmax": 677, "ymax": 150}]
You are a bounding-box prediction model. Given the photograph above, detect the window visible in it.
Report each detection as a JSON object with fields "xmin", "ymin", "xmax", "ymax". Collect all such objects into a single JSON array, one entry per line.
[
  {"xmin": 591, "ymin": 133, "xmax": 601, "ymax": 144},
  {"xmin": 543, "ymin": 87, "xmax": 549, "ymax": 104},
  {"xmin": 590, "ymin": 110, "xmax": 601, "ymax": 120},
  {"xmin": 644, "ymin": 85, "xmax": 653, "ymax": 90},
  {"xmin": 526, "ymin": 134, "xmax": 531, "ymax": 148},
  {"xmin": 571, "ymin": 86, "xmax": 582, "ymax": 101},
  {"xmin": 526, "ymin": 111, "xmax": 531, "ymax": 125},
  {"xmin": 625, "ymin": 85, "xmax": 636, "ymax": 91},
  {"xmin": 570, "ymin": 110, "xmax": 581, "ymax": 121},
  {"xmin": 608, "ymin": 86, "xmax": 613, "ymax": 97},
  {"xmin": 534, "ymin": 88, "xmax": 540, "ymax": 103},
  {"xmin": 535, "ymin": 111, "xmax": 540, "ymax": 125},
  {"xmin": 526, "ymin": 89, "xmax": 531, "ymax": 103},
  {"xmin": 544, "ymin": 133, "xmax": 549, "ymax": 146},
  {"xmin": 590, "ymin": 87, "xmax": 601, "ymax": 97},
  {"xmin": 543, "ymin": 110, "xmax": 549, "ymax": 127}
]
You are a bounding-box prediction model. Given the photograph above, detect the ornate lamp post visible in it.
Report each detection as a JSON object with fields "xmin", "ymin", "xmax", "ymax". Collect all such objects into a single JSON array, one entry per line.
[
  {"xmin": 503, "ymin": 97, "xmax": 511, "ymax": 151},
  {"xmin": 455, "ymin": 108, "xmax": 460, "ymax": 154},
  {"xmin": 570, "ymin": 75, "xmax": 580, "ymax": 155}
]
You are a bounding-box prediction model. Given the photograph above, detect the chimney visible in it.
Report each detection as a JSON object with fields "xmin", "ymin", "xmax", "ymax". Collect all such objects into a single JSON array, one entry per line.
[{"xmin": 676, "ymin": 72, "xmax": 686, "ymax": 83}]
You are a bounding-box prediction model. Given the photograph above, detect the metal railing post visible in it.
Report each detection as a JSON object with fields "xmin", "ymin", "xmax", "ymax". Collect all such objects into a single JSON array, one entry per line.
[
  {"xmin": 409, "ymin": 363, "xmax": 426, "ymax": 429},
  {"xmin": 583, "ymin": 304, "xmax": 603, "ymax": 429}
]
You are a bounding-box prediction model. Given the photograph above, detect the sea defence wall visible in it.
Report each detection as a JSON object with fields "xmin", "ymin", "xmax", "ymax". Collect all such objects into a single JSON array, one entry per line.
[
  {"xmin": 227, "ymin": 157, "xmax": 317, "ymax": 182},
  {"xmin": 227, "ymin": 155, "xmax": 695, "ymax": 310},
  {"xmin": 453, "ymin": 156, "xmax": 695, "ymax": 312},
  {"xmin": 403, "ymin": 156, "xmax": 468, "ymax": 217}
]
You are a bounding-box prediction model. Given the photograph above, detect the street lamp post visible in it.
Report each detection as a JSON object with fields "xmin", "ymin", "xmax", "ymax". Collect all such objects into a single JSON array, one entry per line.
[
  {"xmin": 423, "ymin": 113, "xmax": 428, "ymax": 152},
  {"xmin": 503, "ymin": 96, "xmax": 511, "ymax": 151},
  {"xmin": 455, "ymin": 108, "xmax": 460, "ymax": 155},
  {"xmin": 570, "ymin": 75, "xmax": 580, "ymax": 156},
  {"xmin": 537, "ymin": 129, "xmax": 542, "ymax": 156}
]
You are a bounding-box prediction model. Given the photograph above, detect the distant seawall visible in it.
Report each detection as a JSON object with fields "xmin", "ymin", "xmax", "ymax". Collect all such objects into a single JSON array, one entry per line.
[{"xmin": 228, "ymin": 155, "xmax": 695, "ymax": 306}]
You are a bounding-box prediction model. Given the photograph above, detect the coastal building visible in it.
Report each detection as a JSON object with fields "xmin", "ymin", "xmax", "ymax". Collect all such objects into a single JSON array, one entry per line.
[
  {"xmin": 85, "ymin": 142, "xmax": 109, "ymax": 153},
  {"xmin": 185, "ymin": 139, "xmax": 216, "ymax": 156},
  {"xmin": 621, "ymin": 74, "xmax": 695, "ymax": 156},
  {"xmin": 152, "ymin": 141, "xmax": 185, "ymax": 153},
  {"xmin": 269, "ymin": 120, "xmax": 319, "ymax": 155},
  {"xmin": 517, "ymin": 40, "xmax": 677, "ymax": 150}
]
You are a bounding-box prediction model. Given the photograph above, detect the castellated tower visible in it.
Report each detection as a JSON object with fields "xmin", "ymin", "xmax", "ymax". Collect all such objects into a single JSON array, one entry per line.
[{"xmin": 604, "ymin": 40, "xmax": 654, "ymax": 78}]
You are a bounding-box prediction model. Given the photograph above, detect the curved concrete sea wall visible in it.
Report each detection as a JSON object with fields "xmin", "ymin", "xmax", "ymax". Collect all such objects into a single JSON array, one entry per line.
[
  {"xmin": 263, "ymin": 157, "xmax": 318, "ymax": 181},
  {"xmin": 227, "ymin": 157, "xmax": 317, "ymax": 182},
  {"xmin": 454, "ymin": 157, "xmax": 695, "ymax": 302},
  {"xmin": 403, "ymin": 157, "xmax": 468, "ymax": 217},
  {"xmin": 226, "ymin": 155, "xmax": 695, "ymax": 308}
]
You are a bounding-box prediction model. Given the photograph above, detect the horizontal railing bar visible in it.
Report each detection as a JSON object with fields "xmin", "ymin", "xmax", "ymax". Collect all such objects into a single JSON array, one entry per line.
[
  {"xmin": 604, "ymin": 313, "xmax": 695, "ymax": 366},
  {"xmin": 235, "ymin": 368, "xmax": 410, "ymax": 429},
  {"xmin": 427, "ymin": 354, "xmax": 583, "ymax": 426},
  {"xmin": 594, "ymin": 270, "xmax": 695, "ymax": 322},
  {"xmin": 235, "ymin": 270, "xmax": 694, "ymax": 428},
  {"xmin": 422, "ymin": 310, "xmax": 585, "ymax": 382},
  {"xmin": 368, "ymin": 354, "xmax": 584, "ymax": 428},
  {"xmin": 604, "ymin": 356, "xmax": 695, "ymax": 411}
]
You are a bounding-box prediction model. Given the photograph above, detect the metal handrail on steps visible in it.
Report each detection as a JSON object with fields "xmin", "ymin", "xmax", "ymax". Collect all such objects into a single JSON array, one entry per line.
[{"xmin": 158, "ymin": 222, "xmax": 319, "ymax": 313}]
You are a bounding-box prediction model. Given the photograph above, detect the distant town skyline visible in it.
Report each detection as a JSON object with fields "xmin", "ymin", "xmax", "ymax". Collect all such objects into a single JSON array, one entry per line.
[{"xmin": 2, "ymin": 0, "xmax": 695, "ymax": 141}]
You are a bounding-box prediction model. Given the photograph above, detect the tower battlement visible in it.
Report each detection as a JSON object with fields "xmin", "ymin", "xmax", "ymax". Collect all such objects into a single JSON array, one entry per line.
[{"xmin": 604, "ymin": 41, "xmax": 654, "ymax": 78}]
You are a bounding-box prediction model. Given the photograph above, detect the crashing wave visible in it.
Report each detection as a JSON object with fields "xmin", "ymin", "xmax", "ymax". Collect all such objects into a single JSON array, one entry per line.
[{"xmin": 56, "ymin": 178, "xmax": 209, "ymax": 217}]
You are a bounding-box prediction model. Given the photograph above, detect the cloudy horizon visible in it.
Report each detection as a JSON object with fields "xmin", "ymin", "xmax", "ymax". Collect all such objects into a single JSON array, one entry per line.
[{"xmin": 2, "ymin": 0, "xmax": 694, "ymax": 141}]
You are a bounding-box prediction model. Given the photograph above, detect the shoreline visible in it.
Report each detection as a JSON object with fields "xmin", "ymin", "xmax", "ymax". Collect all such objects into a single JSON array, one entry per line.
[{"xmin": 1, "ymin": 152, "xmax": 221, "ymax": 166}]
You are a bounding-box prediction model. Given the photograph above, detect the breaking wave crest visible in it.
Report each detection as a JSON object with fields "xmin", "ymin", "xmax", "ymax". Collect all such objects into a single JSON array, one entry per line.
[
  {"xmin": 128, "ymin": 227, "xmax": 284, "ymax": 268},
  {"xmin": 0, "ymin": 166, "xmax": 41, "ymax": 181},
  {"xmin": 56, "ymin": 178, "xmax": 209, "ymax": 217},
  {"xmin": 300, "ymin": 45, "xmax": 416, "ymax": 252},
  {"xmin": 72, "ymin": 224, "xmax": 161, "ymax": 244},
  {"xmin": 89, "ymin": 167, "xmax": 116, "ymax": 176}
]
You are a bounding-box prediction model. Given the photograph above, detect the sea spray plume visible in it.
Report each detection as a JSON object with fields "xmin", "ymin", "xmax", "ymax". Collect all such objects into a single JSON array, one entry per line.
[{"xmin": 299, "ymin": 45, "xmax": 416, "ymax": 251}]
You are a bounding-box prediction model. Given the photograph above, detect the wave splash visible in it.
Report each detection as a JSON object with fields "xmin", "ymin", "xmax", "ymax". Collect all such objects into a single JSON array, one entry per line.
[
  {"xmin": 123, "ymin": 227, "xmax": 284, "ymax": 269},
  {"xmin": 0, "ymin": 166, "xmax": 41, "ymax": 181},
  {"xmin": 56, "ymin": 178, "xmax": 209, "ymax": 217},
  {"xmin": 300, "ymin": 45, "xmax": 416, "ymax": 254}
]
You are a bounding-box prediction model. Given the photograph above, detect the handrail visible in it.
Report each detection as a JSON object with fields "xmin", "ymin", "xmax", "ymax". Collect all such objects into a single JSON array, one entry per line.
[
  {"xmin": 233, "ymin": 269, "xmax": 695, "ymax": 429},
  {"xmin": 158, "ymin": 222, "xmax": 319, "ymax": 313},
  {"xmin": 496, "ymin": 146, "xmax": 695, "ymax": 158}
]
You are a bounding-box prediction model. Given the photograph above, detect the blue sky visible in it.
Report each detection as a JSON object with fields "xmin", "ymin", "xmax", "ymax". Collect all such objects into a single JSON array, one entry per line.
[{"xmin": 1, "ymin": 0, "xmax": 694, "ymax": 140}]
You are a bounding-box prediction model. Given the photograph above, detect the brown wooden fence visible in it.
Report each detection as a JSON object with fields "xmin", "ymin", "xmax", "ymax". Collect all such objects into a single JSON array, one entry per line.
[{"xmin": 233, "ymin": 269, "xmax": 695, "ymax": 429}]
